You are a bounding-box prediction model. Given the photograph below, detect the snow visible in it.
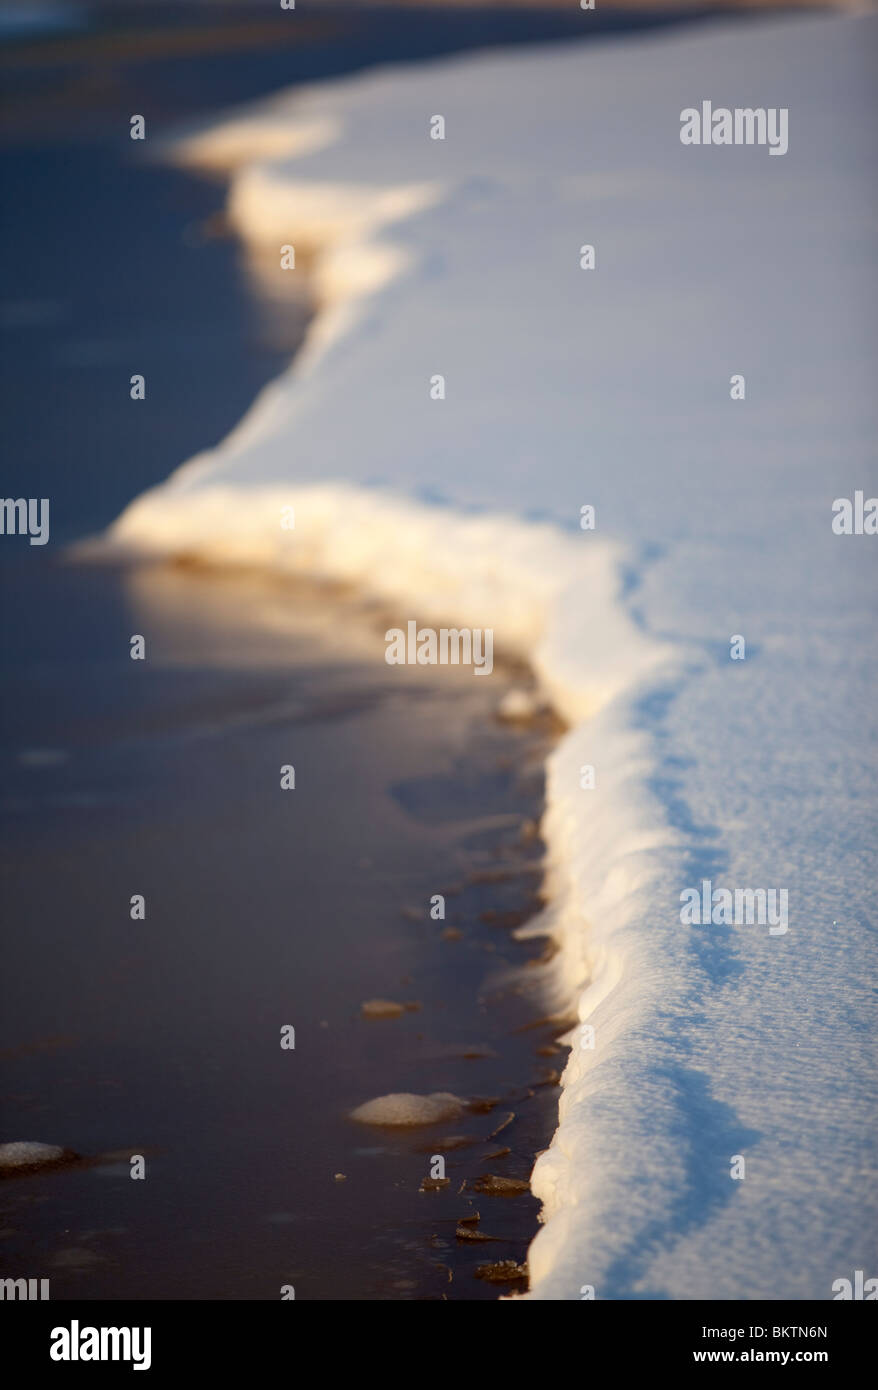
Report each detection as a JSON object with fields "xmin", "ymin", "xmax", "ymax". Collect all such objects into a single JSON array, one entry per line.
[{"xmin": 99, "ymin": 12, "xmax": 878, "ymax": 1297}]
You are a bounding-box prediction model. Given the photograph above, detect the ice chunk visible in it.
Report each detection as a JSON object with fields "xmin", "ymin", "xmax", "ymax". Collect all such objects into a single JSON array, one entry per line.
[
  {"xmin": 350, "ymin": 1092, "xmax": 464, "ymax": 1126},
  {"xmin": 0, "ymin": 1141, "xmax": 73, "ymax": 1172}
]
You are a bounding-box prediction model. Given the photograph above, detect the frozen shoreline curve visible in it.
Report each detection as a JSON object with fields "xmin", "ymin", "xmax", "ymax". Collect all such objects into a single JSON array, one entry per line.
[{"xmin": 101, "ymin": 12, "xmax": 878, "ymax": 1297}]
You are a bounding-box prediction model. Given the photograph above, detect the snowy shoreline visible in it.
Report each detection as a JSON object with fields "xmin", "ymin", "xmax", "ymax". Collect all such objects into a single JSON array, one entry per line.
[{"xmin": 98, "ymin": 12, "xmax": 878, "ymax": 1298}]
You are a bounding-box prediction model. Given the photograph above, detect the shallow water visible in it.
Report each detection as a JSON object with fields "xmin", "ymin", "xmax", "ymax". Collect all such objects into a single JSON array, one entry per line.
[{"xmin": 0, "ymin": 561, "xmax": 564, "ymax": 1300}]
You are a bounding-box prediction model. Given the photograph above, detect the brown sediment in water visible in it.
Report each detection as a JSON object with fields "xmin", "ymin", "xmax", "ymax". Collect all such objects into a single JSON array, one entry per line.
[
  {"xmin": 300, "ymin": 570, "xmax": 568, "ymax": 1298},
  {"xmin": 273, "ymin": 573, "xmax": 566, "ymax": 1298},
  {"xmin": 187, "ymin": 567, "xmax": 566, "ymax": 1295}
]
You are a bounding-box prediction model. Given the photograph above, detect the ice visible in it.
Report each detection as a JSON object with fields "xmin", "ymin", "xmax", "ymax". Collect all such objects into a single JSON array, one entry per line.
[
  {"xmin": 0, "ymin": 1141, "xmax": 70, "ymax": 1171},
  {"xmin": 350, "ymin": 1092, "xmax": 465, "ymax": 1126}
]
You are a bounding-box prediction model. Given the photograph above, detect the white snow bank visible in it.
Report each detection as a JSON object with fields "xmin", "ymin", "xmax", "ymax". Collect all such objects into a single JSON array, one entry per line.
[{"xmin": 102, "ymin": 12, "xmax": 878, "ymax": 1298}]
